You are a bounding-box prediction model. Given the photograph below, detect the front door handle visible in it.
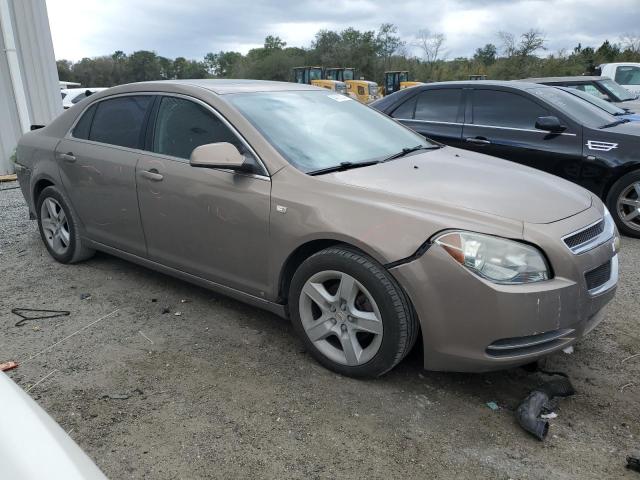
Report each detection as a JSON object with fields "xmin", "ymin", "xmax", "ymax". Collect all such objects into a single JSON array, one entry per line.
[
  {"xmin": 140, "ymin": 169, "xmax": 164, "ymax": 181},
  {"xmin": 465, "ymin": 137, "xmax": 491, "ymax": 145},
  {"xmin": 57, "ymin": 152, "xmax": 76, "ymax": 163}
]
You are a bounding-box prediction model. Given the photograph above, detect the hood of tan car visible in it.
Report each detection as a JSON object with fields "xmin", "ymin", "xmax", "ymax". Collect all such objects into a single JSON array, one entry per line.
[{"xmin": 324, "ymin": 146, "xmax": 592, "ymax": 224}]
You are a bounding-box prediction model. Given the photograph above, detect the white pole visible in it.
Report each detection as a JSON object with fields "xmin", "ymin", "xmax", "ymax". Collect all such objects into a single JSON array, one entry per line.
[{"xmin": 0, "ymin": 0, "xmax": 31, "ymax": 133}]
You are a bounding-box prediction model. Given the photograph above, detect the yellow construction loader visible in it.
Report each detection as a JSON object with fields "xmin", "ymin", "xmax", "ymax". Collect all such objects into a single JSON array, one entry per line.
[
  {"xmin": 382, "ymin": 71, "xmax": 423, "ymax": 96},
  {"xmin": 292, "ymin": 67, "xmax": 348, "ymax": 95}
]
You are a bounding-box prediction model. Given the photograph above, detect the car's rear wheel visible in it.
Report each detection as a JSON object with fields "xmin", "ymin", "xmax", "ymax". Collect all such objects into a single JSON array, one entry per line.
[
  {"xmin": 289, "ymin": 245, "xmax": 418, "ymax": 378},
  {"xmin": 607, "ymin": 171, "xmax": 640, "ymax": 238},
  {"xmin": 37, "ymin": 186, "xmax": 94, "ymax": 263}
]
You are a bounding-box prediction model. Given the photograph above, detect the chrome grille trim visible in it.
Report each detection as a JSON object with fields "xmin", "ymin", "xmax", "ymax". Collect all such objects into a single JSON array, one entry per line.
[{"xmin": 562, "ymin": 212, "xmax": 615, "ymax": 255}]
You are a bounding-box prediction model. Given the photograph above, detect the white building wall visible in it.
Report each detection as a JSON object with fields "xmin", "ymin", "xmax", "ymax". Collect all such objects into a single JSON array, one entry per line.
[{"xmin": 0, "ymin": 0, "xmax": 60, "ymax": 175}]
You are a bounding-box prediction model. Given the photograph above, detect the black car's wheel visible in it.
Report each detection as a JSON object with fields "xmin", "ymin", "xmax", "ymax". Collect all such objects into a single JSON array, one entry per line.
[
  {"xmin": 36, "ymin": 186, "xmax": 95, "ymax": 263},
  {"xmin": 607, "ymin": 171, "xmax": 640, "ymax": 238},
  {"xmin": 289, "ymin": 245, "xmax": 418, "ymax": 378}
]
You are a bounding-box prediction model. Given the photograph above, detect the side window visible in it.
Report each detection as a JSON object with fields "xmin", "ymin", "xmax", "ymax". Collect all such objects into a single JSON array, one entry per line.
[
  {"xmin": 72, "ymin": 103, "xmax": 97, "ymax": 140},
  {"xmin": 568, "ymin": 84, "xmax": 610, "ymax": 100},
  {"xmin": 472, "ymin": 90, "xmax": 548, "ymax": 129},
  {"xmin": 391, "ymin": 96, "xmax": 417, "ymax": 119},
  {"xmin": 414, "ymin": 89, "xmax": 462, "ymax": 123},
  {"xmin": 152, "ymin": 96, "xmax": 262, "ymax": 174},
  {"xmin": 615, "ymin": 66, "xmax": 640, "ymax": 86},
  {"xmin": 89, "ymin": 96, "xmax": 152, "ymax": 148}
]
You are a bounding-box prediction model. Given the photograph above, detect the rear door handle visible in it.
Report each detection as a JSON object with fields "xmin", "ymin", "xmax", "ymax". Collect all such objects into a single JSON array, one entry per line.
[
  {"xmin": 57, "ymin": 152, "xmax": 76, "ymax": 163},
  {"xmin": 140, "ymin": 169, "xmax": 164, "ymax": 181},
  {"xmin": 465, "ymin": 137, "xmax": 491, "ymax": 145}
]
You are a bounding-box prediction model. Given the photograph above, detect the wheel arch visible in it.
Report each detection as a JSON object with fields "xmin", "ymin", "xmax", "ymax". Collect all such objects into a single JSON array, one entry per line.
[{"xmin": 603, "ymin": 162, "xmax": 640, "ymax": 203}]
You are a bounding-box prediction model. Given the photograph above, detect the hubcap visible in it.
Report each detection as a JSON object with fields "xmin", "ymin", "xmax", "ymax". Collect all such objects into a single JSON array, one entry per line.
[
  {"xmin": 40, "ymin": 197, "xmax": 70, "ymax": 255},
  {"xmin": 617, "ymin": 181, "xmax": 640, "ymax": 232},
  {"xmin": 299, "ymin": 270, "xmax": 383, "ymax": 366}
]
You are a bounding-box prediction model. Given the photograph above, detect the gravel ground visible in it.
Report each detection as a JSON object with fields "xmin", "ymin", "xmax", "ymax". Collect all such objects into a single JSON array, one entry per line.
[{"xmin": 1, "ymin": 180, "xmax": 639, "ymax": 479}]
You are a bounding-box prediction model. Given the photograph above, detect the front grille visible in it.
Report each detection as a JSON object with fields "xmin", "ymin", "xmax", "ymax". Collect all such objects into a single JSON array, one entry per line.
[
  {"xmin": 585, "ymin": 260, "xmax": 612, "ymax": 291},
  {"xmin": 564, "ymin": 220, "xmax": 604, "ymax": 250}
]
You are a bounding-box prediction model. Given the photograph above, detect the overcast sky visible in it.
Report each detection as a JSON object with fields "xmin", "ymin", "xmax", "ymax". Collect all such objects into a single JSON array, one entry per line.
[{"xmin": 45, "ymin": 0, "xmax": 640, "ymax": 61}]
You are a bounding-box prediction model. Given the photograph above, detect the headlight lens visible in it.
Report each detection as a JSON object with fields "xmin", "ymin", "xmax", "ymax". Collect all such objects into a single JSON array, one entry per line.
[{"xmin": 435, "ymin": 231, "xmax": 550, "ymax": 284}]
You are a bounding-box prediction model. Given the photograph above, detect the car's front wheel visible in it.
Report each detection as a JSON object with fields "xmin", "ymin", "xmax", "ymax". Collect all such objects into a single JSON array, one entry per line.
[
  {"xmin": 37, "ymin": 186, "xmax": 94, "ymax": 263},
  {"xmin": 607, "ymin": 171, "xmax": 640, "ymax": 238},
  {"xmin": 289, "ymin": 246, "xmax": 418, "ymax": 378}
]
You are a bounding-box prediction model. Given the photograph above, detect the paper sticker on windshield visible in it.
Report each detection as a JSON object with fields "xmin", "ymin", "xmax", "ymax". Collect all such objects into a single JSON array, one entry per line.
[{"xmin": 328, "ymin": 94, "xmax": 351, "ymax": 102}]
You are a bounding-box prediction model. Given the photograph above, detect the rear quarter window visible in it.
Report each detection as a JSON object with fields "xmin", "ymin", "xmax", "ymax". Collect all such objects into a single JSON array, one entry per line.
[
  {"xmin": 89, "ymin": 96, "xmax": 153, "ymax": 149},
  {"xmin": 72, "ymin": 103, "xmax": 97, "ymax": 140}
]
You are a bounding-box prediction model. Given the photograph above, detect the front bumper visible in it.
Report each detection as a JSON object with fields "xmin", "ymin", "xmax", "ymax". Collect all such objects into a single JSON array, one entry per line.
[{"xmin": 390, "ymin": 206, "xmax": 618, "ymax": 372}]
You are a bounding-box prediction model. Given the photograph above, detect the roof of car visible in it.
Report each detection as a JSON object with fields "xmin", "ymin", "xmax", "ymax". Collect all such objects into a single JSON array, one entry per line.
[
  {"xmin": 521, "ymin": 76, "xmax": 606, "ymax": 83},
  {"xmin": 413, "ymin": 80, "xmax": 548, "ymax": 90},
  {"xmin": 128, "ymin": 79, "xmax": 319, "ymax": 94}
]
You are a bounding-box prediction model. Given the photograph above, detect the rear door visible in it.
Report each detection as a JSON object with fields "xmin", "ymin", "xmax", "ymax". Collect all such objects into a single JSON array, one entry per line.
[
  {"xmin": 55, "ymin": 95, "xmax": 154, "ymax": 256},
  {"xmin": 136, "ymin": 95, "xmax": 271, "ymax": 296},
  {"xmin": 462, "ymin": 88, "xmax": 584, "ymax": 181},
  {"xmin": 390, "ymin": 88, "xmax": 465, "ymax": 147}
]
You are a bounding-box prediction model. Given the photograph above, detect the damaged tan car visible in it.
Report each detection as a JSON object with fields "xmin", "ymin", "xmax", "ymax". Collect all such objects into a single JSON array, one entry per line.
[{"xmin": 15, "ymin": 80, "xmax": 620, "ymax": 377}]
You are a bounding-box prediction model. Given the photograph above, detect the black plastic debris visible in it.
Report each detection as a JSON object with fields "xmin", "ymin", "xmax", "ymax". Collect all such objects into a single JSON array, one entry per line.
[
  {"xmin": 516, "ymin": 377, "xmax": 575, "ymax": 441},
  {"xmin": 11, "ymin": 308, "xmax": 70, "ymax": 327}
]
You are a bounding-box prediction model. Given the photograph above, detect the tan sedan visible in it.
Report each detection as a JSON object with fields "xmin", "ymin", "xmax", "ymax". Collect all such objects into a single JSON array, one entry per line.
[{"xmin": 15, "ymin": 80, "xmax": 619, "ymax": 377}]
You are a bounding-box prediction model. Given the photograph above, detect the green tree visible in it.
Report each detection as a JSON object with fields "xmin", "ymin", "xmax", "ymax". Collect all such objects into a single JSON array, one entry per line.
[{"xmin": 474, "ymin": 44, "xmax": 497, "ymax": 66}]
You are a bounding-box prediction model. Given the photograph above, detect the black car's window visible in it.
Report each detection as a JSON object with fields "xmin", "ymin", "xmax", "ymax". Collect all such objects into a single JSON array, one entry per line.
[
  {"xmin": 528, "ymin": 87, "xmax": 615, "ymax": 128},
  {"xmin": 152, "ymin": 96, "xmax": 263, "ymax": 174},
  {"xmin": 89, "ymin": 96, "xmax": 152, "ymax": 148},
  {"xmin": 567, "ymin": 83, "xmax": 610, "ymax": 100},
  {"xmin": 72, "ymin": 103, "xmax": 97, "ymax": 140},
  {"xmin": 72, "ymin": 92, "xmax": 88, "ymax": 104},
  {"xmin": 391, "ymin": 96, "xmax": 417, "ymax": 119},
  {"xmin": 414, "ymin": 89, "xmax": 462, "ymax": 123},
  {"xmin": 472, "ymin": 90, "xmax": 548, "ymax": 129}
]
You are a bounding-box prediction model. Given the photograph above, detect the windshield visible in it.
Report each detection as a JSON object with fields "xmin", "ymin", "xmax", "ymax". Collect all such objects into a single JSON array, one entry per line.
[
  {"xmin": 528, "ymin": 86, "xmax": 616, "ymax": 128},
  {"xmin": 559, "ymin": 86, "xmax": 626, "ymax": 115},
  {"xmin": 599, "ymin": 78, "xmax": 637, "ymax": 101},
  {"xmin": 399, "ymin": 72, "xmax": 409, "ymax": 82},
  {"xmin": 228, "ymin": 90, "xmax": 433, "ymax": 173},
  {"xmin": 344, "ymin": 69, "xmax": 355, "ymax": 81}
]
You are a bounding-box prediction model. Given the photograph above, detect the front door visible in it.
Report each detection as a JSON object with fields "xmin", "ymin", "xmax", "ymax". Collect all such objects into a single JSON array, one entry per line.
[
  {"xmin": 55, "ymin": 95, "xmax": 153, "ymax": 256},
  {"xmin": 462, "ymin": 88, "xmax": 583, "ymax": 182},
  {"xmin": 136, "ymin": 95, "xmax": 271, "ymax": 297}
]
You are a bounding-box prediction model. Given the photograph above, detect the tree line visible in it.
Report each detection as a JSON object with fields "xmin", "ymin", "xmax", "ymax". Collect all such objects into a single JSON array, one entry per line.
[{"xmin": 57, "ymin": 25, "xmax": 640, "ymax": 87}]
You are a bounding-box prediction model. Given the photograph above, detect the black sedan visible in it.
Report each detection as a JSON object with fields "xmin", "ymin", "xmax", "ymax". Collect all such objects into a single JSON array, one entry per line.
[{"xmin": 371, "ymin": 81, "xmax": 640, "ymax": 237}]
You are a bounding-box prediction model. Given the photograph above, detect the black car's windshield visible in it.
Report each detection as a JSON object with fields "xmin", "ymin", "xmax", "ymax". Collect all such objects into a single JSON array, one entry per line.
[
  {"xmin": 528, "ymin": 86, "xmax": 616, "ymax": 128},
  {"xmin": 558, "ymin": 86, "xmax": 627, "ymax": 116},
  {"xmin": 599, "ymin": 78, "xmax": 638, "ymax": 101},
  {"xmin": 228, "ymin": 90, "xmax": 434, "ymax": 173}
]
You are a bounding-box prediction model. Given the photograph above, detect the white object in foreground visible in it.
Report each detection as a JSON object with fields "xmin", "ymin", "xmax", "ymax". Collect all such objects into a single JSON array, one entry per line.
[{"xmin": 0, "ymin": 372, "xmax": 107, "ymax": 480}]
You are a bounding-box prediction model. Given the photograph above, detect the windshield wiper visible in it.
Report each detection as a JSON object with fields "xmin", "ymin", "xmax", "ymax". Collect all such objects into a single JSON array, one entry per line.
[
  {"xmin": 600, "ymin": 118, "xmax": 631, "ymax": 129},
  {"xmin": 307, "ymin": 160, "xmax": 381, "ymax": 176},
  {"xmin": 382, "ymin": 144, "xmax": 440, "ymax": 163}
]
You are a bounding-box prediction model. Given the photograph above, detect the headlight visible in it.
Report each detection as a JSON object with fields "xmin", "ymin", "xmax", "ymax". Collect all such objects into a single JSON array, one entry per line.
[{"xmin": 434, "ymin": 231, "xmax": 550, "ymax": 284}]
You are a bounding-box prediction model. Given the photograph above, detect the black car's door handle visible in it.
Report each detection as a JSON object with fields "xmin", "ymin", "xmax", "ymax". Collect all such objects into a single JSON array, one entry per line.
[
  {"xmin": 57, "ymin": 152, "xmax": 76, "ymax": 163},
  {"xmin": 465, "ymin": 137, "xmax": 491, "ymax": 145},
  {"xmin": 140, "ymin": 169, "xmax": 164, "ymax": 181}
]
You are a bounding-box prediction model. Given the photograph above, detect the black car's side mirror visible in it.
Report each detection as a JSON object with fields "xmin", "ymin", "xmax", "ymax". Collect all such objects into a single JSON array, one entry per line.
[{"xmin": 535, "ymin": 116, "xmax": 566, "ymax": 133}]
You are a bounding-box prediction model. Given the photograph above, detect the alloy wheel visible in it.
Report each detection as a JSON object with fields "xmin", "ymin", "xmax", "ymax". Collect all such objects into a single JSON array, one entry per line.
[
  {"xmin": 299, "ymin": 270, "xmax": 383, "ymax": 366},
  {"xmin": 617, "ymin": 181, "xmax": 640, "ymax": 233},
  {"xmin": 40, "ymin": 197, "xmax": 71, "ymax": 255}
]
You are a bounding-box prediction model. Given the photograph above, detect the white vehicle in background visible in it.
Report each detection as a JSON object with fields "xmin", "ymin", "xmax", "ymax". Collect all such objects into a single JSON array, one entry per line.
[
  {"xmin": 0, "ymin": 372, "xmax": 107, "ymax": 479},
  {"xmin": 598, "ymin": 63, "xmax": 640, "ymax": 93},
  {"xmin": 61, "ymin": 88, "xmax": 107, "ymax": 109}
]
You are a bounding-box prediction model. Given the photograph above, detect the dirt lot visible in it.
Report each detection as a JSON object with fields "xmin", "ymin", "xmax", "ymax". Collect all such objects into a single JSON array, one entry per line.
[{"xmin": 1, "ymin": 180, "xmax": 638, "ymax": 479}]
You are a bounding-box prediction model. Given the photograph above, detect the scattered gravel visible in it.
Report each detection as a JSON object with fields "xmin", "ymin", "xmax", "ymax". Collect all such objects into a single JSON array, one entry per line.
[{"xmin": 1, "ymin": 181, "xmax": 638, "ymax": 479}]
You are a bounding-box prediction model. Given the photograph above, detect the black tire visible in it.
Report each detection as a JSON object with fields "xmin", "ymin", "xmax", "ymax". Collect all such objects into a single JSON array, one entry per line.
[
  {"xmin": 36, "ymin": 185, "xmax": 95, "ymax": 264},
  {"xmin": 289, "ymin": 245, "xmax": 418, "ymax": 378},
  {"xmin": 606, "ymin": 170, "xmax": 640, "ymax": 238}
]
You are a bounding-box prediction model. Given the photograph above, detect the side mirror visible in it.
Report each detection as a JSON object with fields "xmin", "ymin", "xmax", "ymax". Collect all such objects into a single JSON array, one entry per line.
[
  {"xmin": 190, "ymin": 142, "xmax": 246, "ymax": 170},
  {"xmin": 535, "ymin": 116, "xmax": 566, "ymax": 133}
]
